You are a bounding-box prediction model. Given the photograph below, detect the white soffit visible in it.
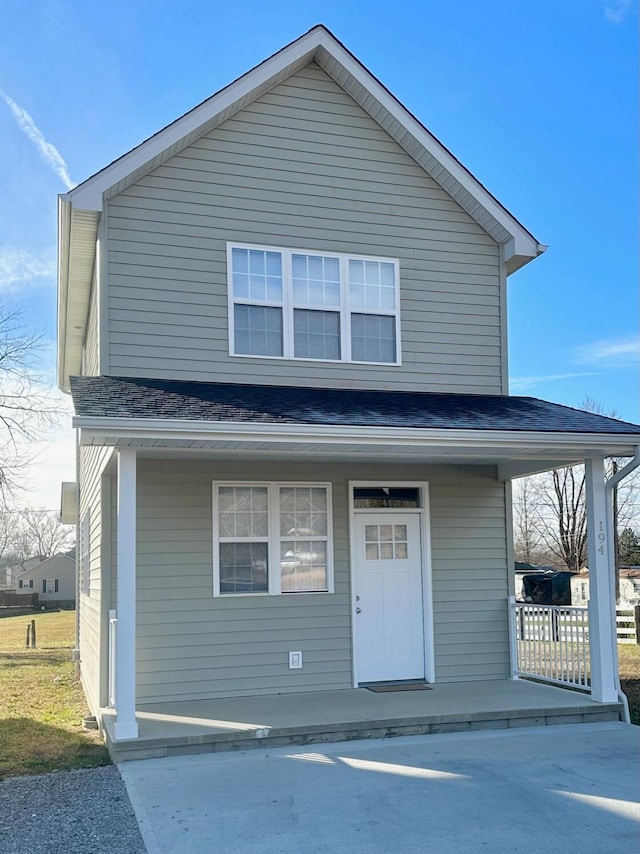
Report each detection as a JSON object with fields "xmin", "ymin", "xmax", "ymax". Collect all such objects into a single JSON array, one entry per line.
[
  {"xmin": 73, "ymin": 418, "xmax": 640, "ymax": 479},
  {"xmin": 60, "ymin": 481, "xmax": 78, "ymax": 524},
  {"xmin": 57, "ymin": 201, "xmax": 99, "ymax": 390}
]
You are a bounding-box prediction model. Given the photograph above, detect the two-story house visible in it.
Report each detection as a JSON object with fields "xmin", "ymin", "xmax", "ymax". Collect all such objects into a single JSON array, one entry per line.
[{"xmin": 57, "ymin": 26, "xmax": 640, "ymax": 759}]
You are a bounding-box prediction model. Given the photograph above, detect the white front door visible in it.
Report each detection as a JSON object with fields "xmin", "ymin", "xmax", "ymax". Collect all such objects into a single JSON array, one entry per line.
[{"xmin": 353, "ymin": 513, "xmax": 425, "ymax": 683}]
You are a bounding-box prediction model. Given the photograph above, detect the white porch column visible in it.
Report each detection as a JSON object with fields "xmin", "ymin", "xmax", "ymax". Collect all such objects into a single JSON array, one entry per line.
[
  {"xmin": 585, "ymin": 457, "xmax": 618, "ymax": 703},
  {"xmin": 115, "ymin": 448, "xmax": 138, "ymax": 739}
]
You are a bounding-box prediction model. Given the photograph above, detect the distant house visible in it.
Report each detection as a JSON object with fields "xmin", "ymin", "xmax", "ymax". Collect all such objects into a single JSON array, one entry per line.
[
  {"xmin": 15, "ymin": 554, "xmax": 75, "ymax": 605},
  {"xmin": 572, "ymin": 568, "xmax": 640, "ymax": 609},
  {"xmin": 6, "ymin": 557, "xmax": 41, "ymax": 589}
]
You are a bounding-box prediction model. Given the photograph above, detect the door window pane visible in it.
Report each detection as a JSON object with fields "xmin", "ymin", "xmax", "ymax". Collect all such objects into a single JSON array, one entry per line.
[
  {"xmin": 354, "ymin": 488, "xmax": 420, "ymax": 509},
  {"xmin": 351, "ymin": 314, "xmax": 396, "ymax": 363},
  {"xmin": 234, "ymin": 305, "xmax": 283, "ymax": 356},
  {"xmin": 364, "ymin": 522, "xmax": 410, "ymax": 560}
]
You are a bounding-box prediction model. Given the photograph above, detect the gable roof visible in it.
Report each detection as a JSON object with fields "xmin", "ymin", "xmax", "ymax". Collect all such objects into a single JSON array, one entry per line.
[
  {"xmin": 15, "ymin": 553, "xmax": 74, "ymax": 579},
  {"xmin": 58, "ymin": 25, "xmax": 546, "ymax": 391}
]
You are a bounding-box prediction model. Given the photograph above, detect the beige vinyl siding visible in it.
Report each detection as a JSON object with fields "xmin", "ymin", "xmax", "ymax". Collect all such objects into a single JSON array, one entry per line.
[
  {"xmin": 82, "ymin": 274, "xmax": 100, "ymax": 376},
  {"xmin": 430, "ymin": 482, "xmax": 509, "ymax": 682},
  {"xmin": 78, "ymin": 444, "xmax": 112, "ymax": 714},
  {"xmin": 106, "ymin": 62, "xmax": 502, "ymax": 394},
  {"xmin": 129, "ymin": 458, "xmax": 508, "ymax": 704}
]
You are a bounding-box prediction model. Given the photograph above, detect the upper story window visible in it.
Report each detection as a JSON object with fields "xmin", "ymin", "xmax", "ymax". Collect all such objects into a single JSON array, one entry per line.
[{"xmin": 227, "ymin": 244, "xmax": 401, "ymax": 365}]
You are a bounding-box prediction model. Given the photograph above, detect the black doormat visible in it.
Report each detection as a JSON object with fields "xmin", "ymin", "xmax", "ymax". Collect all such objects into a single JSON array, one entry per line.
[{"xmin": 365, "ymin": 683, "xmax": 432, "ymax": 693}]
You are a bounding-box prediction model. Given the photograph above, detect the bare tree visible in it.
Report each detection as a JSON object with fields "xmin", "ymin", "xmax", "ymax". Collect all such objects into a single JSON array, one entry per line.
[
  {"xmin": 13, "ymin": 508, "xmax": 75, "ymax": 561},
  {"xmin": 0, "ymin": 305, "xmax": 59, "ymax": 500},
  {"xmin": 529, "ymin": 466, "xmax": 588, "ymax": 571},
  {"xmin": 512, "ymin": 398, "xmax": 640, "ymax": 594},
  {"xmin": 512, "ymin": 477, "xmax": 546, "ymax": 564},
  {"xmin": 0, "ymin": 508, "xmax": 14, "ymax": 561}
]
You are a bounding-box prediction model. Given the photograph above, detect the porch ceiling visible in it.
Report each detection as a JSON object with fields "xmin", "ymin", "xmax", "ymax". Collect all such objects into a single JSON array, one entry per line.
[{"xmin": 79, "ymin": 426, "xmax": 638, "ymax": 480}]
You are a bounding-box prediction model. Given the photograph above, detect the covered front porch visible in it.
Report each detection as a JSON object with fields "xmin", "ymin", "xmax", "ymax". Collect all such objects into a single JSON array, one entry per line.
[
  {"xmin": 101, "ymin": 678, "xmax": 622, "ymax": 762},
  {"xmin": 69, "ymin": 377, "xmax": 640, "ymax": 752}
]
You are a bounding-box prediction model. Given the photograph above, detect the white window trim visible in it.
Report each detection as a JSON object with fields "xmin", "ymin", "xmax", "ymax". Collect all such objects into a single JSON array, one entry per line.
[
  {"xmin": 226, "ymin": 242, "xmax": 402, "ymax": 366},
  {"xmin": 212, "ymin": 481, "xmax": 334, "ymax": 597}
]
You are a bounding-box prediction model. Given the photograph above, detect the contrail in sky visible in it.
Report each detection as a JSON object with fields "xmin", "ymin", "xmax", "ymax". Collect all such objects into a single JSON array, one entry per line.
[{"xmin": 1, "ymin": 91, "xmax": 74, "ymax": 190}]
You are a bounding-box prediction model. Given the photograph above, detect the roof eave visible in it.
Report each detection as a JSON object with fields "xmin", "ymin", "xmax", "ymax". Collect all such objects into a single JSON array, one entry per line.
[
  {"xmin": 72, "ymin": 415, "xmax": 640, "ymax": 451},
  {"xmin": 57, "ymin": 195, "xmax": 72, "ymax": 393},
  {"xmin": 503, "ymin": 238, "xmax": 548, "ymax": 274},
  {"xmin": 57, "ymin": 202, "xmax": 101, "ymax": 392}
]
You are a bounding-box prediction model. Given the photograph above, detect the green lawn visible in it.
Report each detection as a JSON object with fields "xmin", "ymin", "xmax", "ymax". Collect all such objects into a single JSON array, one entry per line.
[{"xmin": 0, "ymin": 610, "xmax": 110, "ymax": 779}]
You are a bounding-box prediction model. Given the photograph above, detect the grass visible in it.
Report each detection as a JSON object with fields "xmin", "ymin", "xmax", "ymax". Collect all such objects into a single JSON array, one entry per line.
[
  {"xmin": 0, "ymin": 610, "xmax": 110, "ymax": 780},
  {"xmin": 619, "ymin": 644, "xmax": 640, "ymax": 725}
]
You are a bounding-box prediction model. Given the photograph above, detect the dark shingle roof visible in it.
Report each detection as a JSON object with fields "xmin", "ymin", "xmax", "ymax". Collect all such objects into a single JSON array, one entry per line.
[{"xmin": 69, "ymin": 376, "xmax": 640, "ymax": 435}]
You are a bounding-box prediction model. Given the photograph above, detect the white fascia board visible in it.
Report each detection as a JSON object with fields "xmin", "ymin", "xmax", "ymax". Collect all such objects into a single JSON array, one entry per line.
[
  {"xmin": 57, "ymin": 195, "xmax": 73, "ymax": 391},
  {"xmin": 72, "ymin": 416, "xmax": 640, "ymax": 453},
  {"xmin": 67, "ymin": 30, "xmax": 323, "ymax": 212}
]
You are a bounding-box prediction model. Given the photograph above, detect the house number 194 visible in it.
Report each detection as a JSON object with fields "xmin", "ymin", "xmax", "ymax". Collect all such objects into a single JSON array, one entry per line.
[{"xmin": 598, "ymin": 521, "xmax": 606, "ymax": 555}]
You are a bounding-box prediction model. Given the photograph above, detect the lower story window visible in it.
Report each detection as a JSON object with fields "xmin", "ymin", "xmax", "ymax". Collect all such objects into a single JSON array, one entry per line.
[{"xmin": 213, "ymin": 482, "xmax": 333, "ymax": 595}]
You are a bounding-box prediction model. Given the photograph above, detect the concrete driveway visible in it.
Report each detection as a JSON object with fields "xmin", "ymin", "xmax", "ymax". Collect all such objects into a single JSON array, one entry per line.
[{"xmin": 120, "ymin": 722, "xmax": 640, "ymax": 854}]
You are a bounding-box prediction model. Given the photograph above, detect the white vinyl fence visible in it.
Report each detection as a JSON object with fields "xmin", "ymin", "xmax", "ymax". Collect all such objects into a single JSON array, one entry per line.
[
  {"xmin": 616, "ymin": 607, "xmax": 640, "ymax": 644},
  {"xmin": 510, "ymin": 599, "xmax": 639, "ymax": 692},
  {"xmin": 510, "ymin": 601, "xmax": 590, "ymax": 690}
]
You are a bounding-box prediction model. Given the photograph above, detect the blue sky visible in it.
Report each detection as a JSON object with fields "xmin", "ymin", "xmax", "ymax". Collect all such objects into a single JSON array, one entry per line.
[{"xmin": 0, "ymin": 0, "xmax": 638, "ymax": 507}]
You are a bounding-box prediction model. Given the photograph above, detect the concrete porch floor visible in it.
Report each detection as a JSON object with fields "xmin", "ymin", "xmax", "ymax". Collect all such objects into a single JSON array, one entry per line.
[{"xmin": 102, "ymin": 679, "xmax": 622, "ymax": 762}]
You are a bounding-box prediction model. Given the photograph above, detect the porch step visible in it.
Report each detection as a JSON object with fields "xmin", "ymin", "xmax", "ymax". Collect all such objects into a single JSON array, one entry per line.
[{"xmin": 104, "ymin": 700, "xmax": 622, "ymax": 764}]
